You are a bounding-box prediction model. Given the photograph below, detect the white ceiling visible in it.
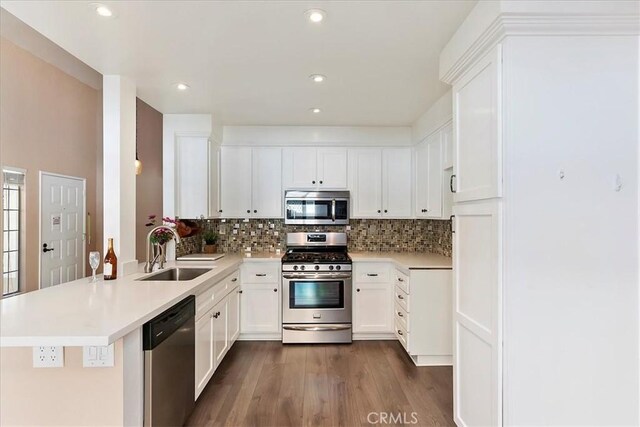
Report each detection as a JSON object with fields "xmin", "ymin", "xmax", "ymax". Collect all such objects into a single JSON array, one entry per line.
[{"xmin": 1, "ymin": 1, "xmax": 475, "ymax": 126}]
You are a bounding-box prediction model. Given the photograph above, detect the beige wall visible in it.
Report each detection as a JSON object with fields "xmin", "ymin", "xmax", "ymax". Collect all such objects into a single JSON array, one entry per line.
[
  {"xmin": 135, "ymin": 98, "xmax": 163, "ymax": 262},
  {"xmin": 0, "ymin": 37, "xmax": 102, "ymax": 293},
  {"xmin": 0, "ymin": 341, "xmax": 124, "ymax": 426}
]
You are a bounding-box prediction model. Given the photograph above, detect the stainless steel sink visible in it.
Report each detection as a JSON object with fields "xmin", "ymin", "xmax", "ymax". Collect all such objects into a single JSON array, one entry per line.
[{"xmin": 137, "ymin": 268, "xmax": 212, "ymax": 282}]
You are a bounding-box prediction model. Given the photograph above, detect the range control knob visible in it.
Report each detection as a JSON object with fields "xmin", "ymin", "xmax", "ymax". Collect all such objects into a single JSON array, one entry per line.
[
  {"xmin": 329, "ymin": 265, "xmax": 334, "ymax": 271},
  {"xmin": 300, "ymin": 265, "xmax": 306, "ymax": 271},
  {"xmin": 336, "ymin": 265, "xmax": 341, "ymax": 271},
  {"xmin": 293, "ymin": 265, "xmax": 299, "ymax": 271},
  {"xmin": 314, "ymin": 265, "xmax": 320, "ymax": 271}
]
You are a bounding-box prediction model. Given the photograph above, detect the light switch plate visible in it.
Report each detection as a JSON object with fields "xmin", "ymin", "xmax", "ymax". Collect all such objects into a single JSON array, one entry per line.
[
  {"xmin": 33, "ymin": 346, "xmax": 64, "ymax": 368},
  {"xmin": 83, "ymin": 344, "xmax": 114, "ymax": 367}
]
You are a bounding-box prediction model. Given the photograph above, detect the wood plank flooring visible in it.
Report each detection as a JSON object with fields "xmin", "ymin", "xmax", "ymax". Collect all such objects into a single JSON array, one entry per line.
[{"xmin": 186, "ymin": 341, "xmax": 454, "ymax": 427}]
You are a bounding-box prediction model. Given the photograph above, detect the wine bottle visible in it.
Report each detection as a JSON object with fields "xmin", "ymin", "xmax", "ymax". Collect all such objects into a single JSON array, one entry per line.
[{"xmin": 103, "ymin": 238, "xmax": 118, "ymax": 280}]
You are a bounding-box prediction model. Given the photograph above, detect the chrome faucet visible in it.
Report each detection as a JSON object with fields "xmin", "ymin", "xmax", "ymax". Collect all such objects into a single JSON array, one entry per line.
[{"xmin": 144, "ymin": 226, "xmax": 181, "ymax": 273}]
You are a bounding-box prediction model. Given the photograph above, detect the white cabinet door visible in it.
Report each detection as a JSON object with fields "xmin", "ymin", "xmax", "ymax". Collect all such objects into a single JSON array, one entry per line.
[
  {"xmin": 442, "ymin": 122, "xmax": 453, "ymax": 170},
  {"xmin": 175, "ymin": 135, "xmax": 209, "ymax": 218},
  {"xmin": 353, "ymin": 282, "xmax": 394, "ymax": 333},
  {"xmin": 348, "ymin": 148, "xmax": 383, "ymax": 218},
  {"xmin": 212, "ymin": 298, "xmax": 228, "ymax": 368},
  {"xmin": 452, "ymin": 201, "xmax": 502, "ymax": 427},
  {"xmin": 317, "ymin": 148, "xmax": 348, "ymax": 189},
  {"xmin": 252, "ymin": 147, "xmax": 282, "ymax": 218},
  {"xmin": 209, "ymin": 146, "xmax": 221, "ymax": 218},
  {"xmin": 452, "ymin": 45, "xmax": 502, "ymax": 202},
  {"xmin": 220, "ymin": 147, "xmax": 252, "ymax": 217},
  {"xmin": 426, "ymin": 135, "xmax": 443, "ymax": 218},
  {"xmin": 415, "ymin": 140, "xmax": 429, "ymax": 218},
  {"xmin": 240, "ymin": 283, "xmax": 280, "ymax": 334},
  {"xmin": 282, "ymin": 148, "xmax": 317, "ymax": 189},
  {"xmin": 195, "ymin": 312, "xmax": 214, "ymax": 399},
  {"xmin": 227, "ymin": 287, "xmax": 240, "ymax": 344},
  {"xmin": 382, "ymin": 148, "xmax": 412, "ymax": 218}
]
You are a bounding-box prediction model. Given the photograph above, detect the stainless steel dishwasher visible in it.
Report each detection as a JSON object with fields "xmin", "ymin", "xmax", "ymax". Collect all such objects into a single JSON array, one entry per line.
[{"xmin": 143, "ymin": 295, "xmax": 195, "ymax": 427}]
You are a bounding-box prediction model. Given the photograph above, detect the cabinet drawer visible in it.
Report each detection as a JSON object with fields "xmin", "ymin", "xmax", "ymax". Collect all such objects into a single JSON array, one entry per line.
[
  {"xmin": 354, "ymin": 263, "xmax": 390, "ymax": 283},
  {"xmin": 241, "ymin": 263, "xmax": 279, "ymax": 283},
  {"xmin": 394, "ymin": 285, "xmax": 409, "ymax": 312},
  {"xmin": 395, "ymin": 321, "xmax": 408, "ymax": 352},
  {"xmin": 394, "ymin": 302, "xmax": 409, "ymax": 332},
  {"xmin": 395, "ymin": 270, "xmax": 410, "ymax": 294},
  {"xmin": 196, "ymin": 270, "xmax": 239, "ymax": 319}
]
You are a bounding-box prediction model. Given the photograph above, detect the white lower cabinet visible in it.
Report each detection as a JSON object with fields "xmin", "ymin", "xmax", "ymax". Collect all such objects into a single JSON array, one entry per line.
[
  {"xmin": 195, "ymin": 269, "xmax": 240, "ymax": 400},
  {"xmin": 239, "ymin": 262, "xmax": 281, "ymax": 338},
  {"xmin": 352, "ymin": 263, "xmax": 394, "ymax": 336},
  {"xmin": 393, "ymin": 268, "xmax": 452, "ymax": 366}
]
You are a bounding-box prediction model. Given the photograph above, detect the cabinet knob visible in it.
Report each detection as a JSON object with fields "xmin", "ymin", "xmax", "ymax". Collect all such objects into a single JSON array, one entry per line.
[
  {"xmin": 384, "ymin": 209, "xmax": 388, "ymax": 213},
  {"xmin": 356, "ymin": 288, "xmax": 360, "ymax": 292},
  {"xmin": 218, "ymin": 209, "xmax": 223, "ymax": 213},
  {"xmin": 397, "ymin": 294, "xmax": 404, "ymax": 300},
  {"xmin": 312, "ymin": 180, "xmax": 316, "ymax": 184},
  {"xmin": 247, "ymin": 209, "xmax": 251, "ymax": 213},
  {"xmin": 238, "ymin": 289, "xmax": 243, "ymax": 293},
  {"xmin": 253, "ymin": 210, "xmax": 257, "ymax": 213},
  {"xmin": 319, "ymin": 180, "xmax": 323, "ymax": 184},
  {"xmin": 377, "ymin": 210, "xmax": 381, "ymax": 213},
  {"xmin": 398, "ymin": 330, "xmax": 403, "ymax": 336},
  {"xmin": 273, "ymin": 288, "xmax": 278, "ymax": 292},
  {"xmin": 397, "ymin": 311, "xmax": 403, "ymax": 317}
]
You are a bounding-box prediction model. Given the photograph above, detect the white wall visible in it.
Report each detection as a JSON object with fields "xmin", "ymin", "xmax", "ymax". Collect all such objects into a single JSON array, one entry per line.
[
  {"xmin": 222, "ymin": 126, "xmax": 411, "ymax": 146},
  {"xmin": 411, "ymin": 90, "xmax": 452, "ymax": 144},
  {"xmin": 502, "ymin": 35, "xmax": 639, "ymax": 425},
  {"xmin": 162, "ymin": 114, "xmax": 213, "ymax": 218}
]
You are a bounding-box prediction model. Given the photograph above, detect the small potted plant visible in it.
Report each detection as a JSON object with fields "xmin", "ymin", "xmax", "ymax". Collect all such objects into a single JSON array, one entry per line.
[{"xmin": 202, "ymin": 229, "xmax": 219, "ymax": 254}]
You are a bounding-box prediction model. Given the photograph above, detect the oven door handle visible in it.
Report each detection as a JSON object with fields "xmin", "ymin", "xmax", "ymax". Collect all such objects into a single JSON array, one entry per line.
[
  {"xmin": 283, "ymin": 273, "xmax": 352, "ymax": 280},
  {"xmin": 283, "ymin": 325, "xmax": 352, "ymax": 332}
]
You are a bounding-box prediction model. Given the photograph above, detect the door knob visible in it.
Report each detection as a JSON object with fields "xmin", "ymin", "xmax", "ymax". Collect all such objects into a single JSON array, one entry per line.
[{"xmin": 42, "ymin": 243, "xmax": 55, "ymax": 253}]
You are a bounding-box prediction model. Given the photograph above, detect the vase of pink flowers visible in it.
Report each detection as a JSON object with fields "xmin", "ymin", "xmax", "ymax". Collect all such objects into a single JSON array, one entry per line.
[{"xmin": 145, "ymin": 215, "xmax": 179, "ymax": 264}]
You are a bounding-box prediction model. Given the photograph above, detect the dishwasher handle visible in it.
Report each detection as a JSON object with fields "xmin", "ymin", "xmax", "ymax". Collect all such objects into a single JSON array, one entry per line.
[{"xmin": 143, "ymin": 295, "xmax": 195, "ymax": 350}]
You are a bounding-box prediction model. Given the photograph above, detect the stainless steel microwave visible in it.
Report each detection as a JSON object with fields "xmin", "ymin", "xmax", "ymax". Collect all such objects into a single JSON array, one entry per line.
[{"xmin": 284, "ymin": 191, "xmax": 349, "ymax": 225}]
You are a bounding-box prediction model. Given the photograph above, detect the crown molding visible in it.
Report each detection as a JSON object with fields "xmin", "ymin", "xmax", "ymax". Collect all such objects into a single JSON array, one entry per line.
[{"xmin": 441, "ymin": 13, "xmax": 640, "ymax": 85}]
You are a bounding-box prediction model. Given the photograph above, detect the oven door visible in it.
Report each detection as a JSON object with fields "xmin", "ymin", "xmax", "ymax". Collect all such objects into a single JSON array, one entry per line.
[
  {"xmin": 284, "ymin": 197, "xmax": 349, "ymax": 225},
  {"xmin": 282, "ymin": 273, "xmax": 352, "ymax": 324}
]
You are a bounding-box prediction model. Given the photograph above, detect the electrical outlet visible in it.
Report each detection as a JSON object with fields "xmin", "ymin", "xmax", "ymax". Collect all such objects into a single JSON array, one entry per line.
[
  {"xmin": 83, "ymin": 344, "xmax": 114, "ymax": 367},
  {"xmin": 33, "ymin": 346, "xmax": 64, "ymax": 368}
]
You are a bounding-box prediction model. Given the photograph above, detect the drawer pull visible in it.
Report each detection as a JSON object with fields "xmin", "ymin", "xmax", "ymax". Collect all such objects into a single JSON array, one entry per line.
[
  {"xmin": 397, "ymin": 330, "xmax": 403, "ymax": 336},
  {"xmin": 397, "ymin": 312, "xmax": 403, "ymax": 317},
  {"xmin": 397, "ymin": 294, "xmax": 404, "ymax": 300},
  {"xmin": 274, "ymin": 288, "xmax": 278, "ymax": 292},
  {"xmin": 366, "ymin": 273, "xmax": 378, "ymax": 277},
  {"xmin": 255, "ymin": 273, "xmax": 267, "ymax": 277},
  {"xmin": 397, "ymin": 277, "xmax": 404, "ymax": 282}
]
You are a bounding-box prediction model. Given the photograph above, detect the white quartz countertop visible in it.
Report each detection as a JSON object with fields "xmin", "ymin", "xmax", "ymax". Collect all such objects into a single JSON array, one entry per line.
[
  {"xmin": 349, "ymin": 251, "xmax": 452, "ymax": 270},
  {"xmin": 0, "ymin": 253, "xmax": 284, "ymax": 348}
]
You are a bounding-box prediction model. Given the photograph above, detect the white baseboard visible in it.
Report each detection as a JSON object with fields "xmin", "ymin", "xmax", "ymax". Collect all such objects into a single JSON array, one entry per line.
[
  {"xmin": 411, "ymin": 354, "xmax": 452, "ymax": 366},
  {"xmin": 352, "ymin": 333, "xmax": 397, "ymax": 340},
  {"xmin": 238, "ymin": 333, "xmax": 282, "ymax": 341}
]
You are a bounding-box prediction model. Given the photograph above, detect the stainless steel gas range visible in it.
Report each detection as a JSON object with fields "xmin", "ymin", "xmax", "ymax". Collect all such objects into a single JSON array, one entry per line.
[{"xmin": 281, "ymin": 232, "xmax": 352, "ymax": 344}]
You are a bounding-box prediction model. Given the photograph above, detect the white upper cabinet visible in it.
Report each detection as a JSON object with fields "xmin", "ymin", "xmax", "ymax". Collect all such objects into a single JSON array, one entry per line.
[
  {"xmin": 442, "ymin": 122, "xmax": 453, "ymax": 170},
  {"xmin": 220, "ymin": 147, "xmax": 282, "ymax": 218},
  {"xmin": 452, "ymin": 45, "xmax": 502, "ymax": 202},
  {"xmin": 283, "ymin": 147, "xmax": 347, "ymax": 190},
  {"xmin": 349, "ymin": 148, "xmax": 412, "ymax": 219},
  {"xmin": 209, "ymin": 146, "xmax": 221, "ymax": 218},
  {"xmin": 220, "ymin": 147, "xmax": 252, "ymax": 217},
  {"xmin": 382, "ymin": 148, "xmax": 412, "ymax": 218},
  {"xmin": 251, "ymin": 147, "xmax": 282, "ymax": 218},
  {"xmin": 415, "ymin": 134, "xmax": 443, "ymax": 219},
  {"xmin": 175, "ymin": 135, "xmax": 211, "ymax": 219},
  {"xmin": 349, "ymin": 148, "xmax": 383, "ymax": 218},
  {"xmin": 317, "ymin": 148, "xmax": 348, "ymax": 189}
]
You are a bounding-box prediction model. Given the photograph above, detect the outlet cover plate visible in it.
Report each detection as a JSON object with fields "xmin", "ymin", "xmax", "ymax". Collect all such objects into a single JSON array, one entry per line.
[{"xmin": 33, "ymin": 346, "xmax": 64, "ymax": 368}]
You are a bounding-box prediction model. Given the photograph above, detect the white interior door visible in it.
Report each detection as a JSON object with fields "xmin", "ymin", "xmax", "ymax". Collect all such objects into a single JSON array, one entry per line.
[
  {"xmin": 40, "ymin": 173, "xmax": 85, "ymax": 288},
  {"xmin": 452, "ymin": 201, "xmax": 502, "ymax": 426}
]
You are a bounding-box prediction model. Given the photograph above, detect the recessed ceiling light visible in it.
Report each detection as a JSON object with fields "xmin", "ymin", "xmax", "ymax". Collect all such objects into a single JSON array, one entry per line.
[
  {"xmin": 310, "ymin": 108, "xmax": 322, "ymax": 114},
  {"xmin": 176, "ymin": 83, "xmax": 190, "ymax": 91},
  {"xmin": 305, "ymin": 9, "xmax": 326, "ymax": 23},
  {"xmin": 310, "ymin": 74, "xmax": 326, "ymax": 83},
  {"xmin": 89, "ymin": 3, "xmax": 113, "ymax": 17}
]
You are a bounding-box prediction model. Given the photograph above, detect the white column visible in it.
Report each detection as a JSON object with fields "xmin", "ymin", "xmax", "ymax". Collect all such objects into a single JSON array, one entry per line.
[{"xmin": 103, "ymin": 75, "xmax": 137, "ymax": 275}]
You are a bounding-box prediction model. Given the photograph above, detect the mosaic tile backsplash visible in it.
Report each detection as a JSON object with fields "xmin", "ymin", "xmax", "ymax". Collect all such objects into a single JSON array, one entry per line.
[{"xmin": 176, "ymin": 218, "xmax": 452, "ymax": 258}]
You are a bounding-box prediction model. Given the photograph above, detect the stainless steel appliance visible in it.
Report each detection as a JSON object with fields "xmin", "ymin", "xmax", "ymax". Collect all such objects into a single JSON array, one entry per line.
[
  {"xmin": 143, "ymin": 296, "xmax": 195, "ymax": 427},
  {"xmin": 282, "ymin": 232, "xmax": 352, "ymax": 343},
  {"xmin": 284, "ymin": 191, "xmax": 349, "ymax": 225}
]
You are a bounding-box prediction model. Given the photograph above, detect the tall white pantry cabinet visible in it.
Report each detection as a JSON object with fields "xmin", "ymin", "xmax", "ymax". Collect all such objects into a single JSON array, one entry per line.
[{"xmin": 442, "ymin": 2, "xmax": 639, "ymax": 426}]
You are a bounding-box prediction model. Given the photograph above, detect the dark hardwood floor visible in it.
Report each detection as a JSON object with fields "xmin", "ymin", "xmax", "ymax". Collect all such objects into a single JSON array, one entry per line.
[{"xmin": 186, "ymin": 341, "xmax": 454, "ymax": 427}]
